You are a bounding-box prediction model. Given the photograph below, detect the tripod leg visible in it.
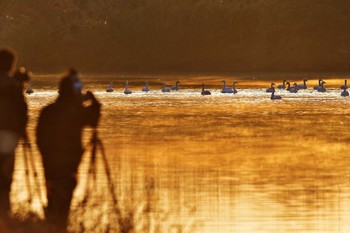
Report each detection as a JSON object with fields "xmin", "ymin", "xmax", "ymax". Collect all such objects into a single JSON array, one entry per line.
[
  {"xmin": 96, "ymin": 140, "xmax": 122, "ymax": 219},
  {"xmin": 81, "ymin": 138, "xmax": 98, "ymax": 204},
  {"xmin": 26, "ymin": 143, "xmax": 45, "ymax": 210},
  {"xmin": 23, "ymin": 143, "xmax": 32, "ymax": 205}
]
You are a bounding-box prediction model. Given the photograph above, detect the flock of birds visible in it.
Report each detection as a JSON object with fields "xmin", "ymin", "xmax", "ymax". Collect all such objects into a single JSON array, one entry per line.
[
  {"xmin": 105, "ymin": 80, "xmax": 238, "ymax": 96},
  {"xmin": 106, "ymin": 80, "xmax": 183, "ymax": 94},
  {"xmin": 266, "ymin": 79, "xmax": 348, "ymax": 99},
  {"xmin": 24, "ymin": 79, "xmax": 349, "ymax": 100},
  {"xmin": 104, "ymin": 79, "xmax": 349, "ymax": 100}
]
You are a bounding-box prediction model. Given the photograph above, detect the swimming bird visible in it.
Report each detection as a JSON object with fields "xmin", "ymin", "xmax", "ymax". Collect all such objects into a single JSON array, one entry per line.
[
  {"xmin": 340, "ymin": 80, "xmax": 348, "ymax": 90},
  {"xmin": 289, "ymin": 83, "xmax": 299, "ymax": 93},
  {"xmin": 297, "ymin": 78, "xmax": 308, "ymax": 89},
  {"xmin": 162, "ymin": 83, "xmax": 171, "ymax": 92},
  {"xmin": 26, "ymin": 81, "xmax": 33, "ymax": 95},
  {"xmin": 277, "ymin": 80, "xmax": 287, "ymax": 89},
  {"xmin": 106, "ymin": 82, "xmax": 114, "ymax": 92},
  {"xmin": 232, "ymin": 81, "xmax": 238, "ymax": 94},
  {"xmin": 221, "ymin": 80, "xmax": 234, "ymax": 93},
  {"xmin": 285, "ymin": 82, "xmax": 291, "ymax": 91},
  {"xmin": 171, "ymin": 81, "xmax": 180, "ymax": 91},
  {"xmin": 341, "ymin": 87, "xmax": 349, "ymax": 97},
  {"xmin": 317, "ymin": 81, "xmax": 327, "ymax": 92},
  {"xmin": 313, "ymin": 79, "xmax": 322, "ymax": 90},
  {"xmin": 142, "ymin": 81, "xmax": 150, "ymax": 92},
  {"xmin": 271, "ymin": 88, "xmax": 282, "ymax": 100},
  {"xmin": 201, "ymin": 83, "xmax": 211, "ymax": 95},
  {"xmin": 266, "ymin": 83, "xmax": 275, "ymax": 93},
  {"xmin": 124, "ymin": 80, "xmax": 132, "ymax": 94}
]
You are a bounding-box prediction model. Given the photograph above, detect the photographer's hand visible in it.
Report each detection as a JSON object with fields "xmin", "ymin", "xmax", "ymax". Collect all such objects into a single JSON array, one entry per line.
[
  {"xmin": 85, "ymin": 91, "xmax": 95, "ymax": 100},
  {"xmin": 85, "ymin": 91, "xmax": 101, "ymax": 107}
]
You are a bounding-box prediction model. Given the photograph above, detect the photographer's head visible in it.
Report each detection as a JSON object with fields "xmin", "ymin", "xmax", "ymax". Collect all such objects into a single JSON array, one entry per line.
[
  {"xmin": 58, "ymin": 68, "xmax": 83, "ymax": 102},
  {"xmin": 0, "ymin": 48, "xmax": 17, "ymax": 75}
]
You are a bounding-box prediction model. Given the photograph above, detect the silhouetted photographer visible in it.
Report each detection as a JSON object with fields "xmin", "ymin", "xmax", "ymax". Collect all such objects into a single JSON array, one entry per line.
[
  {"xmin": 36, "ymin": 69, "xmax": 101, "ymax": 232},
  {"xmin": 0, "ymin": 49, "xmax": 28, "ymax": 218}
]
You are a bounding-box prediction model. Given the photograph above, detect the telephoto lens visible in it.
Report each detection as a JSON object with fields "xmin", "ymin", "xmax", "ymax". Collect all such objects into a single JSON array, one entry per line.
[{"xmin": 14, "ymin": 67, "xmax": 31, "ymax": 83}]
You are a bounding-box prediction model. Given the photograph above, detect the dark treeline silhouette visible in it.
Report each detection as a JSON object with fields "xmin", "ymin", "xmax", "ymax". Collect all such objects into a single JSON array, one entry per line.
[{"xmin": 1, "ymin": 0, "xmax": 350, "ymax": 73}]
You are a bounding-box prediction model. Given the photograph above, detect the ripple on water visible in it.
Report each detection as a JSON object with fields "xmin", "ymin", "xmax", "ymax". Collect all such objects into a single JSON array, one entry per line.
[{"xmin": 11, "ymin": 76, "xmax": 350, "ymax": 233}]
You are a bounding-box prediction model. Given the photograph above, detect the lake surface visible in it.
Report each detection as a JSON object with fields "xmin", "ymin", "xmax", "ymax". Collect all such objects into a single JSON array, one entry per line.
[{"xmin": 10, "ymin": 74, "xmax": 350, "ymax": 233}]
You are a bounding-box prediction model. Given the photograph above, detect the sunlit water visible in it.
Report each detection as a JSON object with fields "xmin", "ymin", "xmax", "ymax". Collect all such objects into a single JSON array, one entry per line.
[{"xmin": 10, "ymin": 74, "xmax": 350, "ymax": 233}]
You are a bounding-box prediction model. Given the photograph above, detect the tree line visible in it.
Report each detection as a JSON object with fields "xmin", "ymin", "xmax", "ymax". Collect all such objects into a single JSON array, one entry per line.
[{"xmin": 1, "ymin": 0, "xmax": 350, "ymax": 73}]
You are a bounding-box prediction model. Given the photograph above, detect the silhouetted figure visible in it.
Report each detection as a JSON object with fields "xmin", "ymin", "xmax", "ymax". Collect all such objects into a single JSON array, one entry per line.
[
  {"xmin": 36, "ymin": 69, "xmax": 101, "ymax": 232},
  {"xmin": 0, "ymin": 49, "xmax": 28, "ymax": 218}
]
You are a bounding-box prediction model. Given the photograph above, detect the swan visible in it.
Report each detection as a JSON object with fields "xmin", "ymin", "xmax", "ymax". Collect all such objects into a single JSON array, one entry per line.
[
  {"xmin": 26, "ymin": 81, "xmax": 33, "ymax": 95},
  {"xmin": 297, "ymin": 78, "xmax": 308, "ymax": 89},
  {"xmin": 341, "ymin": 87, "xmax": 349, "ymax": 97},
  {"xmin": 340, "ymin": 80, "xmax": 348, "ymax": 90},
  {"xmin": 106, "ymin": 82, "xmax": 114, "ymax": 92},
  {"xmin": 271, "ymin": 88, "xmax": 282, "ymax": 100},
  {"xmin": 142, "ymin": 81, "xmax": 150, "ymax": 92},
  {"xmin": 232, "ymin": 81, "xmax": 238, "ymax": 94},
  {"xmin": 313, "ymin": 79, "xmax": 322, "ymax": 90},
  {"xmin": 285, "ymin": 82, "xmax": 291, "ymax": 91},
  {"xmin": 124, "ymin": 80, "xmax": 132, "ymax": 94},
  {"xmin": 221, "ymin": 80, "xmax": 234, "ymax": 93},
  {"xmin": 266, "ymin": 83, "xmax": 275, "ymax": 93},
  {"xmin": 277, "ymin": 80, "xmax": 287, "ymax": 89},
  {"xmin": 317, "ymin": 81, "xmax": 327, "ymax": 92},
  {"xmin": 171, "ymin": 81, "xmax": 180, "ymax": 91},
  {"xmin": 201, "ymin": 83, "xmax": 211, "ymax": 95},
  {"xmin": 162, "ymin": 83, "xmax": 171, "ymax": 92},
  {"xmin": 289, "ymin": 83, "xmax": 299, "ymax": 93}
]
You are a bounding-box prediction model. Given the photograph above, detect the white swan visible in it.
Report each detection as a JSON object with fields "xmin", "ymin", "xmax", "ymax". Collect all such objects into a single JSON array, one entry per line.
[
  {"xmin": 341, "ymin": 88, "xmax": 349, "ymax": 97},
  {"xmin": 232, "ymin": 81, "xmax": 238, "ymax": 94},
  {"xmin": 313, "ymin": 79, "xmax": 322, "ymax": 90},
  {"xmin": 266, "ymin": 83, "xmax": 275, "ymax": 93},
  {"xmin": 201, "ymin": 83, "xmax": 211, "ymax": 95},
  {"xmin": 124, "ymin": 80, "xmax": 132, "ymax": 94},
  {"xmin": 26, "ymin": 81, "xmax": 34, "ymax": 95},
  {"xmin": 285, "ymin": 82, "xmax": 291, "ymax": 91},
  {"xmin": 271, "ymin": 88, "xmax": 282, "ymax": 100},
  {"xmin": 277, "ymin": 80, "xmax": 287, "ymax": 89},
  {"xmin": 221, "ymin": 80, "xmax": 227, "ymax": 92},
  {"xmin": 297, "ymin": 78, "xmax": 308, "ymax": 89},
  {"xmin": 171, "ymin": 81, "xmax": 180, "ymax": 91},
  {"xmin": 221, "ymin": 80, "xmax": 234, "ymax": 93},
  {"xmin": 289, "ymin": 83, "xmax": 299, "ymax": 93},
  {"xmin": 106, "ymin": 82, "xmax": 114, "ymax": 92},
  {"xmin": 341, "ymin": 85, "xmax": 349, "ymax": 96},
  {"xmin": 340, "ymin": 80, "xmax": 348, "ymax": 90},
  {"xmin": 162, "ymin": 83, "xmax": 171, "ymax": 92},
  {"xmin": 317, "ymin": 81, "xmax": 326, "ymax": 92},
  {"xmin": 142, "ymin": 81, "xmax": 150, "ymax": 92}
]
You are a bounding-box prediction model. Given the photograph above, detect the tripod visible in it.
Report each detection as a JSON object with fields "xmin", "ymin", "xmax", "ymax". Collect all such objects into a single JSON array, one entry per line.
[
  {"xmin": 80, "ymin": 130, "xmax": 133, "ymax": 232},
  {"xmin": 23, "ymin": 138, "xmax": 45, "ymax": 211}
]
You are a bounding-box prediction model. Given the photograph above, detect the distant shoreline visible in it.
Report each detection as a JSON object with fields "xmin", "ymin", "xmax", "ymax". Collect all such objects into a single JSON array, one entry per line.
[{"xmin": 32, "ymin": 71, "xmax": 350, "ymax": 81}]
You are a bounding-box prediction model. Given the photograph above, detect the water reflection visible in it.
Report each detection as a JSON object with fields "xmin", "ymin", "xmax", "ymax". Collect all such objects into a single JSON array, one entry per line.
[{"xmin": 10, "ymin": 75, "xmax": 350, "ymax": 232}]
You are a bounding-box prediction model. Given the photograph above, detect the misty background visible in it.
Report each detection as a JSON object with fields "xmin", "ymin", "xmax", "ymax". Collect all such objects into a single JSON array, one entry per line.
[{"xmin": 0, "ymin": 0, "xmax": 350, "ymax": 73}]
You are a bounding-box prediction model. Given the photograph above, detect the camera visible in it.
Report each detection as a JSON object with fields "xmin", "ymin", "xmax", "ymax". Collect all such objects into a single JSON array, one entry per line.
[
  {"xmin": 82, "ymin": 91, "xmax": 95, "ymax": 102},
  {"xmin": 14, "ymin": 67, "xmax": 32, "ymax": 83}
]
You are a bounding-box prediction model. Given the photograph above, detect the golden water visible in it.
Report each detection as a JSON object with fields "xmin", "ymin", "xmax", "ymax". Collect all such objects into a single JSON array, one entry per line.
[{"xmin": 10, "ymin": 74, "xmax": 350, "ymax": 233}]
